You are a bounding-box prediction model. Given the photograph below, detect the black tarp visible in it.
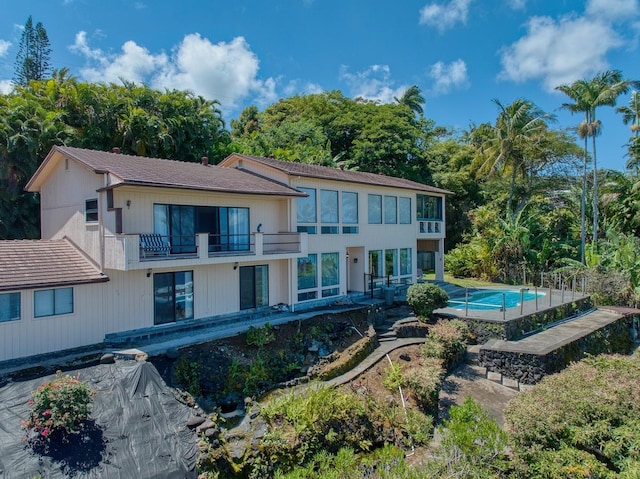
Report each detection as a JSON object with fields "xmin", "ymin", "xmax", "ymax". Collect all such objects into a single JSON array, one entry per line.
[{"xmin": 0, "ymin": 360, "xmax": 198, "ymax": 479}]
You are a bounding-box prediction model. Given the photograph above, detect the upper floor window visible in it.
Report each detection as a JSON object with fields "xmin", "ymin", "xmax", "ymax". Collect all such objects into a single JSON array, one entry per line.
[
  {"xmin": 416, "ymin": 194, "xmax": 443, "ymax": 220},
  {"xmin": 0, "ymin": 292, "xmax": 20, "ymax": 322},
  {"xmin": 85, "ymin": 198, "xmax": 98, "ymax": 223},
  {"xmin": 342, "ymin": 192, "xmax": 358, "ymax": 224},
  {"xmin": 384, "ymin": 196, "xmax": 397, "ymax": 224},
  {"xmin": 321, "ymin": 190, "xmax": 339, "ymax": 223},
  {"xmin": 297, "ymin": 188, "xmax": 317, "ymax": 224},
  {"xmin": 399, "ymin": 197, "xmax": 411, "ymax": 224},
  {"xmin": 34, "ymin": 287, "xmax": 73, "ymax": 318},
  {"xmin": 368, "ymin": 195, "xmax": 382, "ymax": 224}
]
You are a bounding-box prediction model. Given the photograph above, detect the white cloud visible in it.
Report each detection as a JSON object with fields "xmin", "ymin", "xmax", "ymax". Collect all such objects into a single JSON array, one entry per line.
[
  {"xmin": 339, "ymin": 65, "xmax": 407, "ymax": 104},
  {"xmin": 69, "ymin": 31, "xmax": 277, "ymax": 113},
  {"xmin": 507, "ymin": 0, "xmax": 526, "ymax": 10},
  {"xmin": 498, "ymin": 15, "xmax": 623, "ymax": 90},
  {"xmin": 419, "ymin": 0, "xmax": 472, "ymax": 33},
  {"xmin": 586, "ymin": 0, "xmax": 638, "ymax": 21},
  {"xmin": 429, "ymin": 59, "xmax": 469, "ymax": 94},
  {"xmin": 0, "ymin": 80, "xmax": 13, "ymax": 94},
  {"xmin": 0, "ymin": 39, "xmax": 10, "ymax": 57}
]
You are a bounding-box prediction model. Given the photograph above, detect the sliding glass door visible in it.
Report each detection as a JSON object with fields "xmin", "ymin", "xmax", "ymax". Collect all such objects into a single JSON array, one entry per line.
[
  {"xmin": 239, "ymin": 265, "xmax": 268, "ymax": 310},
  {"xmin": 154, "ymin": 271, "xmax": 194, "ymax": 325}
]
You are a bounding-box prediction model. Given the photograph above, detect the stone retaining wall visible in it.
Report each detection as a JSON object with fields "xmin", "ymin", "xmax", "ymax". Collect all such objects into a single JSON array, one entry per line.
[
  {"xmin": 478, "ymin": 314, "xmax": 633, "ymax": 384},
  {"xmin": 465, "ymin": 297, "xmax": 593, "ymax": 343}
]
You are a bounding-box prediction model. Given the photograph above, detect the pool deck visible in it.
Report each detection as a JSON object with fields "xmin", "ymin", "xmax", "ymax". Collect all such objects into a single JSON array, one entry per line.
[{"xmin": 436, "ymin": 286, "xmax": 590, "ymax": 322}]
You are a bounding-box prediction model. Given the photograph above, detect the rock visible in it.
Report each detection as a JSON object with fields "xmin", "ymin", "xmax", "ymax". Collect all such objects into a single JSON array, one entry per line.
[
  {"xmin": 204, "ymin": 427, "xmax": 219, "ymax": 438},
  {"xmin": 186, "ymin": 416, "xmax": 206, "ymax": 429},
  {"xmin": 166, "ymin": 348, "xmax": 180, "ymax": 359},
  {"xmin": 196, "ymin": 420, "xmax": 217, "ymax": 433},
  {"xmin": 399, "ymin": 353, "xmax": 411, "ymax": 362},
  {"xmin": 100, "ymin": 353, "xmax": 115, "ymax": 364}
]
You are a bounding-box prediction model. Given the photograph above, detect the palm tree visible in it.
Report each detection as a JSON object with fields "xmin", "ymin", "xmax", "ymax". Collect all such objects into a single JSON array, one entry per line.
[
  {"xmin": 617, "ymin": 90, "xmax": 640, "ymax": 171},
  {"xmin": 473, "ymin": 98, "xmax": 551, "ymax": 219},
  {"xmin": 556, "ymin": 70, "xmax": 633, "ymax": 249},
  {"xmin": 394, "ymin": 85, "xmax": 425, "ymax": 116}
]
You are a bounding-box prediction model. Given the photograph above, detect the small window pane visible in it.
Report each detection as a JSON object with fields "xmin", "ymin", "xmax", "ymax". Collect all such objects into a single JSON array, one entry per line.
[
  {"xmin": 34, "ymin": 290, "xmax": 54, "ymax": 317},
  {"xmin": 369, "ymin": 250, "xmax": 383, "ymax": 277},
  {"xmin": 85, "ymin": 199, "xmax": 98, "ymax": 222},
  {"xmin": 0, "ymin": 292, "xmax": 20, "ymax": 322},
  {"xmin": 297, "ymin": 188, "xmax": 317, "ymax": 223},
  {"xmin": 384, "ymin": 196, "xmax": 397, "ymax": 224},
  {"xmin": 399, "ymin": 197, "xmax": 411, "ymax": 224},
  {"xmin": 321, "ymin": 190, "xmax": 339, "ymax": 223},
  {"xmin": 342, "ymin": 192, "xmax": 358, "ymax": 224},
  {"xmin": 368, "ymin": 195, "xmax": 382, "ymax": 224},
  {"xmin": 385, "ymin": 249, "xmax": 398, "ymax": 277},
  {"xmin": 54, "ymin": 288, "xmax": 74, "ymax": 315}
]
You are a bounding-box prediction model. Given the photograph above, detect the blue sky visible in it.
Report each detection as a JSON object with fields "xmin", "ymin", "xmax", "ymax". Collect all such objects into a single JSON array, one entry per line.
[{"xmin": 1, "ymin": 0, "xmax": 639, "ymax": 170}]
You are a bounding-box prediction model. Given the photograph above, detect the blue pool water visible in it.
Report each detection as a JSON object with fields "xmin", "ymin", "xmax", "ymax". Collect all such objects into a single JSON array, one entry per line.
[{"xmin": 448, "ymin": 289, "xmax": 545, "ymax": 311}]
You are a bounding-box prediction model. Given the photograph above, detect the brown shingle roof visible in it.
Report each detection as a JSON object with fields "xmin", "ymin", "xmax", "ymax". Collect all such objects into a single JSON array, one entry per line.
[
  {"xmin": 28, "ymin": 146, "xmax": 305, "ymax": 197},
  {"xmin": 0, "ymin": 240, "xmax": 109, "ymax": 292},
  {"xmin": 226, "ymin": 153, "xmax": 452, "ymax": 194}
]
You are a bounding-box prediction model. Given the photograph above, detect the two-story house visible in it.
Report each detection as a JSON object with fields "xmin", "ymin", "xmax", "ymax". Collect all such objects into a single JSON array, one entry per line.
[{"xmin": 0, "ymin": 146, "xmax": 449, "ymax": 362}]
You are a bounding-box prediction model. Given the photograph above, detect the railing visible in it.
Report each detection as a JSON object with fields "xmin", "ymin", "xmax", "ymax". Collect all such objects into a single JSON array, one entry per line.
[
  {"xmin": 207, "ymin": 233, "xmax": 254, "ymax": 254},
  {"xmin": 263, "ymin": 233, "xmax": 302, "ymax": 254},
  {"xmin": 419, "ymin": 220, "xmax": 443, "ymax": 234}
]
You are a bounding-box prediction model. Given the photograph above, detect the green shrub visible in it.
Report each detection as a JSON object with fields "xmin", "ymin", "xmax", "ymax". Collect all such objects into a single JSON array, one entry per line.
[
  {"xmin": 421, "ymin": 319, "xmax": 468, "ymax": 370},
  {"xmin": 424, "ymin": 397, "xmax": 509, "ymax": 478},
  {"xmin": 382, "ymin": 362, "xmax": 404, "ymax": 392},
  {"xmin": 246, "ymin": 322, "xmax": 276, "ymax": 347},
  {"xmin": 22, "ymin": 371, "xmax": 95, "ymax": 440},
  {"xmin": 505, "ymin": 354, "xmax": 640, "ymax": 478},
  {"xmin": 404, "ymin": 357, "xmax": 444, "ymax": 415},
  {"xmin": 406, "ymin": 283, "xmax": 449, "ymax": 320},
  {"xmin": 174, "ymin": 357, "xmax": 202, "ymax": 396}
]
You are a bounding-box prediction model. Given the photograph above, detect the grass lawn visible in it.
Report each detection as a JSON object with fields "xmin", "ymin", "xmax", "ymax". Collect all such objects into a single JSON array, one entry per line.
[{"xmin": 422, "ymin": 272, "xmax": 509, "ymax": 289}]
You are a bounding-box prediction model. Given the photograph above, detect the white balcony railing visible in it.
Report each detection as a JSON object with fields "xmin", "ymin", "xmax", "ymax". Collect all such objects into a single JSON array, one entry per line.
[{"xmin": 103, "ymin": 232, "xmax": 305, "ymax": 270}]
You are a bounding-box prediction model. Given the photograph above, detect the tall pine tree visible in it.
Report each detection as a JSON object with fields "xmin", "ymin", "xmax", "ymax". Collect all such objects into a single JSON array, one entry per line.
[{"xmin": 13, "ymin": 16, "xmax": 51, "ymax": 85}]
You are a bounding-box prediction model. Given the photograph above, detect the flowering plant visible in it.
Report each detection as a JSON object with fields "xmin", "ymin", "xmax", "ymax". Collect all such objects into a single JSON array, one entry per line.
[{"xmin": 22, "ymin": 371, "xmax": 95, "ymax": 440}]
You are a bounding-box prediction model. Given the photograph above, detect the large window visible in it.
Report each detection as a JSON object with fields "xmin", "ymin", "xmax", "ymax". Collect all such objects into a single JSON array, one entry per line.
[
  {"xmin": 416, "ymin": 194, "xmax": 443, "ymax": 220},
  {"xmin": 297, "ymin": 188, "xmax": 317, "ymax": 223},
  {"xmin": 399, "ymin": 197, "xmax": 411, "ymax": 224},
  {"xmin": 154, "ymin": 204, "xmax": 196, "ymax": 254},
  {"xmin": 34, "ymin": 288, "xmax": 73, "ymax": 318},
  {"xmin": 321, "ymin": 190, "xmax": 339, "ymax": 223},
  {"xmin": 368, "ymin": 195, "xmax": 382, "ymax": 224},
  {"xmin": 342, "ymin": 192, "xmax": 358, "ymax": 224},
  {"xmin": 321, "ymin": 252, "xmax": 340, "ymax": 298},
  {"xmin": 198, "ymin": 206, "xmax": 250, "ymax": 252},
  {"xmin": 0, "ymin": 292, "xmax": 20, "ymax": 322},
  {"xmin": 85, "ymin": 198, "xmax": 98, "ymax": 223},
  {"xmin": 240, "ymin": 265, "xmax": 269, "ymax": 310},
  {"xmin": 384, "ymin": 196, "xmax": 397, "ymax": 224},
  {"xmin": 400, "ymin": 248, "xmax": 412, "ymax": 276},
  {"xmin": 297, "ymin": 254, "xmax": 318, "ymax": 301},
  {"xmin": 154, "ymin": 271, "xmax": 193, "ymax": 325}
]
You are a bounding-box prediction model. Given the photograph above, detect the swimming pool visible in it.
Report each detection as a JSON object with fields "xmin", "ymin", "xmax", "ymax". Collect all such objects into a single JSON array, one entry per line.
[{"xmin": 448, "ymin": 289, "xmax": 545, "ymax": 311}]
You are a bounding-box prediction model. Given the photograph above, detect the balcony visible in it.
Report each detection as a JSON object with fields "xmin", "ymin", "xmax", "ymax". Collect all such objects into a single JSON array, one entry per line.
[
  {"xmin": 103, "ymin": 232, "xmax": 307, "ymax": 270},
  {"xmin": 418, "ymin": 220, "xmax": 444, "ymax": 237}
]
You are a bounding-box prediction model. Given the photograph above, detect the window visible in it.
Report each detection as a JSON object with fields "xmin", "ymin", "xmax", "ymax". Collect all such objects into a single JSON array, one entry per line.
[
  {"xmin": 154, "ymin": 271, "xmax": 193, "ymax": 324},
  {"xmin": 297, "ymin": 188, "xmax": 317, "ymax": 223},
  {"xmin": 369, "ymin": 250, "xmax": 383, "ymax": 277},
  {"xmin": 0, "ymin": 292, "xmax": 20, "ymax": 322},
  {"xmin": 321, "ymin": 252, "xmax": 339, "ymax": 298},
  {"xmin": 385, "ymin": 249, "xmax": 398, "ymax": 277},
  {"xmin": 368, "ymin": 195, "xmax": 382, "ymax": 224},
  {"xmin": 240, "ymin": 265, "xmax": 269, "ymax": 310},
  {"xmin": 384, "ymin": 196, "xmax": 397, "ymax": 224},
  {"xmin": 321, "ymin": 190, "xmax": 339, "ymax": 223},
  {"xmin": 416, "ymin": 194, "xmax": 443, "ymax": 220},
  {"xmin": 321, "ymin": 226, "xmax": 338, "ymax": 234},
  {"xmin": 154, "ymin": 204, "xmax": 196, "ymax": 254},
  {"xmin": 399, "ymin": 197, "xmax": 411, "ymax": 224},
  {"xmin": 342, "ymin": 192, "xmax": 358, "ymax": 224},
  {"xmin": 34, "ymin": 288, "xmax": 73, "ymax": 318},
  {"xmin": 85, "ymin": 199, "xmax": 98, "ymax": 223},
  {"xmin": 297, "ymin": 254, "xmax": 318, "ymax": 301},
  {"xmin": 400, "ymin": 248, "xmax": 412, "ymax": 275}
]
